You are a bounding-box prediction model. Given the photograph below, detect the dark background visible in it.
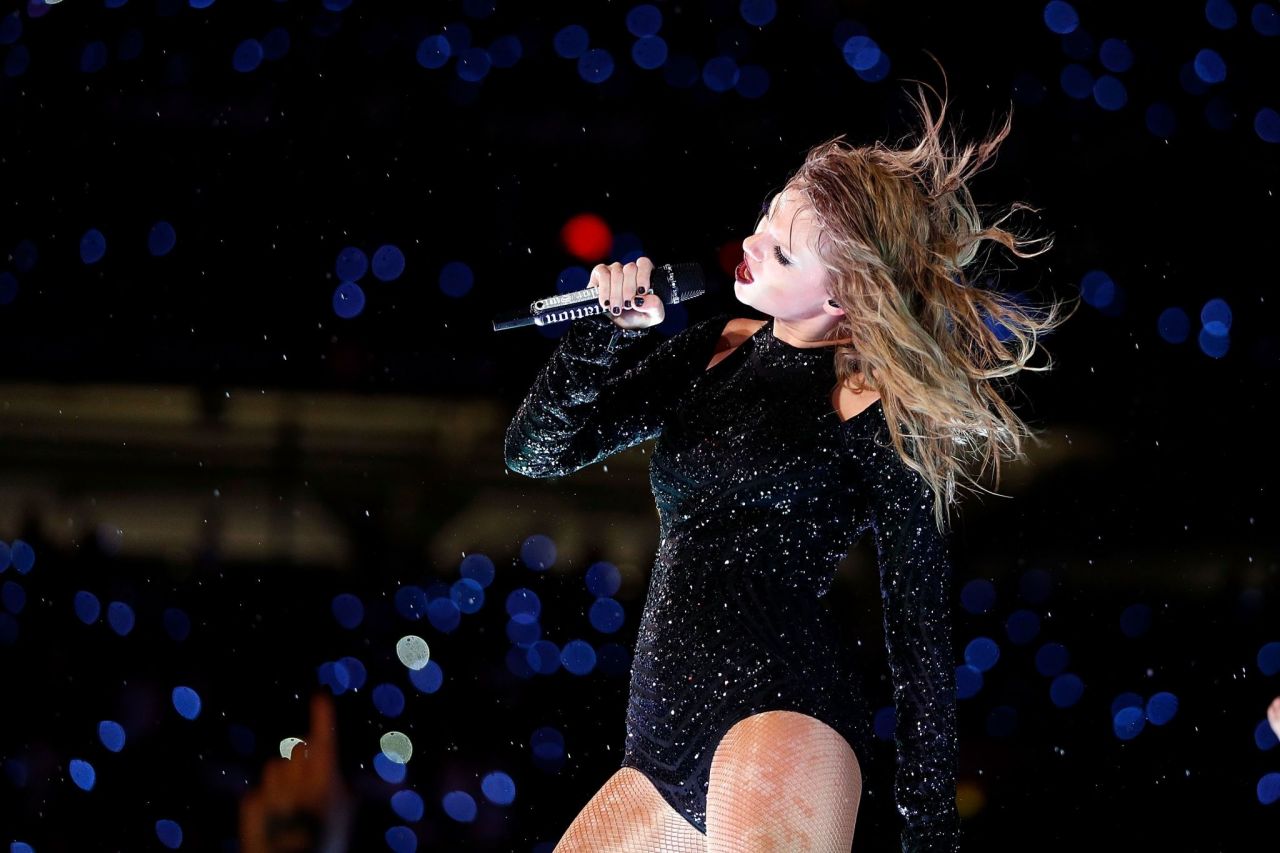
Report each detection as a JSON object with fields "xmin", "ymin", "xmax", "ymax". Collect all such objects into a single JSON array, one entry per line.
[{"xmin": 1, "ymin": 0, "xmax": 1277, "ymax": 850}]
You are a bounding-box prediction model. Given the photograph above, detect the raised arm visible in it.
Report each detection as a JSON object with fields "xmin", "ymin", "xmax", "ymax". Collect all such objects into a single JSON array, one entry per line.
[
  {"xmin": 504, "ymin": 312, "xmax": 727, "ymax": 479},
  {"xmin": 842, "ymin": 401, "xmax": 961, "ymax": 853}
]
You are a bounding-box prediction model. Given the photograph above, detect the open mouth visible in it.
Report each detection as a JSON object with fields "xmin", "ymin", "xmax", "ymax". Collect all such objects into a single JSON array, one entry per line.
[{"xmin": 735, "ymin": 259, "xmax": 754, "ymax": 283}]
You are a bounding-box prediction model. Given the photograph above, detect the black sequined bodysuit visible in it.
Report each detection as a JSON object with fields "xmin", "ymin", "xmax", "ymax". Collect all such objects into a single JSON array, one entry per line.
[{"xmin": 505, "ymin": 311, "xmax": 960, "ymax": 851}]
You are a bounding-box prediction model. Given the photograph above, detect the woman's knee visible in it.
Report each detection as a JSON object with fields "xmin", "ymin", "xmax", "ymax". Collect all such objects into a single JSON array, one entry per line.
[{"xmin": 706, "ymin": 711, "xmax": 862, "ymax": 852}]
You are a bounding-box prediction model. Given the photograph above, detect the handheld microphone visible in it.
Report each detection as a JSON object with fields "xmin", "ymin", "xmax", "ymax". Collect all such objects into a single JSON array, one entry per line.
[{"xmin": 491, "ymin": 262, "xmax": 709, "ymax": 331}]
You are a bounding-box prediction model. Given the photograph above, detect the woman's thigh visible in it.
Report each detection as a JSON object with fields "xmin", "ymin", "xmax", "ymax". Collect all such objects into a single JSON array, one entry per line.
[
  {"xmin": 553, "ymin": 767, "xmax": 707, "ymax": 853},
  {"xmin": 705, "ymin": 710, "xmax": 862, "ymax": 853}
]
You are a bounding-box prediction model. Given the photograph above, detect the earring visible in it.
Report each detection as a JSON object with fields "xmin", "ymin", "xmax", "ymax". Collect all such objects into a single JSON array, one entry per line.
[{"xmin": 828, "ymin": 299, "xmax": 839, "ymax": 307}]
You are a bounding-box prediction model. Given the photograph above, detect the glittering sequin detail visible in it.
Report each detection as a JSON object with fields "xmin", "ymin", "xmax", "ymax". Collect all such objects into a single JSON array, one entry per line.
[{"xmin": 506, "ymin": 312, "xmax": 960, "ymax": 850}]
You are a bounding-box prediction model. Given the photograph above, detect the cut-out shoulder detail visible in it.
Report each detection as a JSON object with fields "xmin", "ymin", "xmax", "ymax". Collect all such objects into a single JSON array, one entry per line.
[
  {"xmin": 705, "ymin": 318, "xmax": 768, "ymax": 372},
  {"xmin": 832, "ymin": 385, "xmax": 882, "ymax": 424}
]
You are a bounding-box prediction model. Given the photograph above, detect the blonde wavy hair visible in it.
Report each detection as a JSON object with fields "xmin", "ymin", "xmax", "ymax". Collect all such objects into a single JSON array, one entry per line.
[{"xmin": 781, "ymin": 73, "xmax": 1081, "ymax": 535}]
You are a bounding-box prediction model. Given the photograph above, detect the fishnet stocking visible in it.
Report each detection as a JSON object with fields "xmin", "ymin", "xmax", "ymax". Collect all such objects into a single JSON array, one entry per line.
[
  {"xmin": 706, "ymin": 710, "xmax": 862, "ymax": 852},
  {"xmin": 553, "ymin": 767, "xmax": 707, "ymax": 853},
  {"xmin": 554, "ymin": 711, "xmax": 861, "ymax": 853}
]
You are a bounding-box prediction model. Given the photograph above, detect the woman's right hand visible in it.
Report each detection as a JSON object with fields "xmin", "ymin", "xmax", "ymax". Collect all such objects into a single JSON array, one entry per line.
[{"xmin": 593, "ymin": 258, "xmax": 665, "ymax": 330}]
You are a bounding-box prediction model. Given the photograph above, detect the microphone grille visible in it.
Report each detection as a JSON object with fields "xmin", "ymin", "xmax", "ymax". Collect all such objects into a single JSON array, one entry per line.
[{"xmin": 662, "ymin": 262, "xmax": 706, "ymax": 304}]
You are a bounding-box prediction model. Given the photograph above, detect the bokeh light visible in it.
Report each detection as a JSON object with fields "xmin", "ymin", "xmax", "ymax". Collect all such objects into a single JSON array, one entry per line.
[
  {"xmin": 172, "ymin": 686, "xmax": 202, "ymax": 720},
  {"xmin": 520, "ymin": 534, "xmax": 557, "ymax": 571},
  {"xmin": 1254, "ymin": 2, "xmax": 1280, "ymax": 35},
  {"xmin": 740, "ymin": 0, "xmax": 778, "ymax": 27},
  {"xmin": 416, "ymin": 34, "xmax": 451, "ymax": 69},
  {"xmin": 148, "ymin": 220, "xmax": 177, "ymax": 256},
  {"xmin": 372, "ymin": 683, "xmax": 407, "ymax": 717},
  {"xmin": 1193, "ymin": 48, "xmax": 1227, "ymax": 83},
  {"xmin": 332, "ymin": 281, "xmax": 366, "ymax": 318},
  {"xmin": 450, "ymin": 578, "xmax": 484, "ymax": 614},
  {"xmin": 560, "ymin": 639, "xmax": 597, "ymax": 675},
  {"xmin": 69, "ymin": 758, "xmax": 96, "ymax": 791},
  {"xmin": 374, "ymin": 751, "xmax": 407, "ymax": 783},
  {"xmin": 98, "ymin": 720, "xmax": 126, "ymax": 753},
  {"xmin": 960, "ymin": 578, "xmax": 996, "ymax": 614},
  {"xmin": 1206, "ymin": 0, "xmax": 1239, "ymax": 28},
  {"xmin": 1257, "ymin": 641, "xmax": 1280, "ymax": 675},
  {"xmin": 1113, "ymin": 705, "xmax": 1145, "ymax": 740},
  {"xmin": 1005, "ymin": 609, "xmax": 1041, "ymax": 645},
  {"xmin": 107, "ymin": 601, "xmax": 135, "ymax": 636},
  {"xmin": 1035, "ymin": 642, "xmax": 1071, "ymax": 677},
  {"xmin": 1098, "ymin": 38, "xmax": 1134, "ymax": 72},
  {"xmin": 955, "ymin": 664, "xmax": 983, "ymax": 699},
  {"xmin": 331, "ymin": 593, "xmax": 364, "ymax": 629},
  {"xmin": 385, "ymin": 826, "xmax": 417, "ymax": 852},
  {"xmin": 80, "ymin": 228, "xmax": 107, "ymax": 264},
  {"xmin": 232, "ymin": 38, "xmax": 263, "ymax": 72},
  {"xmin": 963, "ymin": 636, "xmax": 1000, "ymax": 672},
  {"xmin": 74, "ymin": 590, "xmax": 101, "ymax": 624},
  {"xmin": 459, "ymin": 553, "xmax": 495, "ymax": 587},
  {"xmin": 1059, "ymin": 63, "xmax": 1093, "ymax": 99},
  {"xmin": 408, "ymin": 659, "xmax": 444, "ymax": 694},
  {"xmin": 578, "ymin": 48, "xmax": 614, "ymax": 83},
  {"xmin": 585, "ymin": 561, "xmax": 622, "ymax": 598},
  {"xmin": 391, "ymin": 789, "xmax": 425, "ymax": 821},
  {"xmin": 481, "ymin": 770, "xmax": 517, "ymax": 805},
  {"xmin": 442, "ymin": 790, "xmax": 478, "ymax": 822},
  {"xmin": 372, "ymin": 244, "xmax": 405, "ymax": 281},
  {"xmin": 632, "ymin": 35, "xmax": 668, "ymax": 70},
  {"xmin": 438, "ymin": 261, "xmax": 474, "ymax": 298},
  {"xmin": 627, "ymin": 4, "xmax": 663, "ymax": 37},
  {"xmin": 1043, "ymin": 1, "xmax": 1080, "ymax": 35},
  {"xmin": 155, "ymin": 819, "xmax": 183, "ymax": 849},
  {"xmin": 588, "ymin": 598, "xmax": 625, "ymax": 633},
  {"xmin": 1258, "ymin": 773, "xmax": 1280, "ymax": 806},
  {"xmin": 560, "ymin": 213, "xmax": 613, "ymax": 262},
  {"xmin": 1256, "ymin": 107, "xmax": 1280, "ymax": 142},
  {"xmin": 553, "ymin": 25, "xmax": 589, "ymax": 60},
  {"xmin": 1145, "ymin": 691, "xmax": 1179, "ymax": 725},
  {"xmin": 1050, "ymin": 673, "xmax": 1084, "ymax": 707}
]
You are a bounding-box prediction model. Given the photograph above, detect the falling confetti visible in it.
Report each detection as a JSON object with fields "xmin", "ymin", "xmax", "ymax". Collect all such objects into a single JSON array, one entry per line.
[
  {"xmin": 396, "ymin": 635, "xmax": 430, "ymax": 671},
  {"xmin": 380, "ymin": 731, "xmax": 413, "ymax": 765},
  {"xmin": 279, "ymin": 737, "xmax": 306, "ymax": 760}
]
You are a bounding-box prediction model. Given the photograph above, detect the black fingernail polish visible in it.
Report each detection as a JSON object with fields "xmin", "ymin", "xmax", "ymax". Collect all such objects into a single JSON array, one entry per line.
[
  {"xmin": 604, "ymin": 299, "xmax": 610, "ymax": 307},
  {"xmin": 636, "ymin": 297, "xmax": 645, "ymax": 306},
  {"xmin": 624, "ymin": 299, "xmax": 631, "ymax": 308},
  {"xmin": 637, "ymin": 286, "xmax": 646, "ymax": 294},
  {"xmin": 613, "ymin": 306, "xmax": 621, "ymax": 315}
]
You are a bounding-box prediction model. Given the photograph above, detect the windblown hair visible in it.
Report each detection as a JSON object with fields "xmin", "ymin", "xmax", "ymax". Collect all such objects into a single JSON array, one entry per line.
[{"xmin": 783, "ymin": 73, "xmax": 1080, "ymax": 535}]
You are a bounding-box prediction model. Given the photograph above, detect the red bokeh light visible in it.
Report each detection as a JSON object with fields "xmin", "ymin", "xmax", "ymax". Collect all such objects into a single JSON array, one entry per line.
[
  {"xmin": 716, "ymin": 239, "xmax": 744, "ymax": 277},
  {"xmin": 560, "ymin": 213, "xmax": 614, "ymax": 262}
]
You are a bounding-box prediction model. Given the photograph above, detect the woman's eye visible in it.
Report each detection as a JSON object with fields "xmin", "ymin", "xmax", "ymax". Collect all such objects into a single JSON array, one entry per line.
[{"xmin": 773, "ymin": 246, "xmax": 791, "ymax": 267}]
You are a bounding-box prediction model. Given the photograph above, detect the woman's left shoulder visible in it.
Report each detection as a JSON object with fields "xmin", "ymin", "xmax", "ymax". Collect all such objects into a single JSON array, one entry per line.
[{"xmin": 831, "ymin": 375, "xmax": 882, "ymax": 423}]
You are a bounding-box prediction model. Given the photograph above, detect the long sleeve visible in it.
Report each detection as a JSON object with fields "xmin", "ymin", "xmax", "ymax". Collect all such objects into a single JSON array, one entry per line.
[
  {"xmin": 842, "ymin": 403, "xmax": 960, "ymax": 853},
  {"xmin": 504, "ymin": 312, "xmax": 727, "ymax": 479}
]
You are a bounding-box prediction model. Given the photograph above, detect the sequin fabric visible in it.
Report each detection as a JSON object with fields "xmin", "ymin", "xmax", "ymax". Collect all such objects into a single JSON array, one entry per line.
[{"xmin": 505, "ymin": 311, "xmax": 961, "ymax": 851}]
